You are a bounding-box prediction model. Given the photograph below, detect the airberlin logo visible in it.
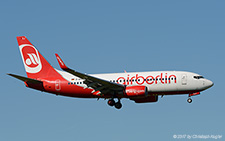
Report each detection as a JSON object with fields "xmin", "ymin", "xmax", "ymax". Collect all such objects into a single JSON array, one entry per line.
[
  {"xmin": 26, "ymin": 53, "xmax": 40, "ymax": 66},
  {"xmin": 19, "ymin": 44, "xmax": 42, "ymax": 73},
  {"xmin": 117, "ymin": 73, "xmax": 177, "ymax": 85}
]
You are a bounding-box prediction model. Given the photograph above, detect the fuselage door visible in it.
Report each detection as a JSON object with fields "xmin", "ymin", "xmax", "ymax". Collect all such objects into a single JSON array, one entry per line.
[
  {"xmin": 181, "ymin": 74, "xmax": 187, "ymax": 85},
  {"xmin": 55, "ymin": 79, "xmax": 61, "ymax": 91}
]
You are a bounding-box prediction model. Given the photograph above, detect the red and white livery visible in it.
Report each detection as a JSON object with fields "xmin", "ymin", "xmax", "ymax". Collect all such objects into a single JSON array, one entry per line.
[{"xmin": 8, "ymin": 36, "xmax": 214, "ymax": 109}]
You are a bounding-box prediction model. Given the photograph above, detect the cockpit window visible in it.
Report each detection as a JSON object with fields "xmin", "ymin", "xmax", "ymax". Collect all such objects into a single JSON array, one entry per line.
[{"xmin": 194, "ymin": 76, "xmax": 204, "ymax": 79}]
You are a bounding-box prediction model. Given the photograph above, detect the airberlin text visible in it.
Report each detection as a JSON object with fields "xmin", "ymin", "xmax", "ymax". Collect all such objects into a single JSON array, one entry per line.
[{"xmin": 117, "ymin": 73, "xmax": 177, "ymax": 85}]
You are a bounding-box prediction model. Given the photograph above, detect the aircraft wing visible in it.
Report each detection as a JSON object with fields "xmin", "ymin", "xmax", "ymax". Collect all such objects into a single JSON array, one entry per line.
[{"xmin": 55, "ymin": 54, "xmax": 125, "ymax": 95}]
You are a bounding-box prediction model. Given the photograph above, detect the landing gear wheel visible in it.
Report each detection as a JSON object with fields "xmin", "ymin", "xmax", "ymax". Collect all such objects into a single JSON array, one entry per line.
[
  {"xmin": 115, "ymin": 102, "xmax": 122, "ymax": 109},
  {"xmin": 107, "ymin": 99, "xmax": 115, "ymax": 106},
  {"xmin": 187, "ymin": 98, "xmax": 192, "ymax": 103}
]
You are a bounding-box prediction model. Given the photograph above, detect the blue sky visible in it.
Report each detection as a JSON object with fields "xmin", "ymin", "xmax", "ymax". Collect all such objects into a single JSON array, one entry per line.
[{"xmin": 0, "ymin": 0, "xmax": 224, "ymax": 140}]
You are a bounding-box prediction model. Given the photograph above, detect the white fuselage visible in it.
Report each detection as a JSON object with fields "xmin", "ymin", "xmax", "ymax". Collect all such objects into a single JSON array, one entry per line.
[{"xmin": 57, "ymin": 70, "xmax": 213, "ymax": 95}]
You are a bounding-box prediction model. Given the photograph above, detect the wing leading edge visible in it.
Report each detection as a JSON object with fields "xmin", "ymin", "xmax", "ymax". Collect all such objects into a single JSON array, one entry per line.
[{"xmin": 55, "ymin": 54, "xmax": 125, "ymax": 96}]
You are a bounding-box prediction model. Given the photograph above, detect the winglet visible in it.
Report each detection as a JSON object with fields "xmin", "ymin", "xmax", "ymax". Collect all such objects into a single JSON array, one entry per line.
[{"xmin": 55, "ymin": 53, "xmax": 69, "ymax": 70}]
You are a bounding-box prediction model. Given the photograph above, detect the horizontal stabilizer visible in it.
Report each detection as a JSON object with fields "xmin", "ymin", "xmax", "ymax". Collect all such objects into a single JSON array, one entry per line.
[{"xmin": 7, "ymin": 73, "xmax": 43, "ymax": 84}]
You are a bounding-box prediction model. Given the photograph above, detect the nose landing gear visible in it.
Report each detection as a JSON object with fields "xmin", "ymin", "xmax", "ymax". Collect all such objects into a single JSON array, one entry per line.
[
  {"xmin": 187, "ymin": 97, "xmax": 192, "ymax": 103},
  {"xmin": 187, "ymin": 92, "xmax": 200, "ymax": 103},
  {"xmin": 107, "ymin": 98, "xmax": 122, "ymax": 109}
]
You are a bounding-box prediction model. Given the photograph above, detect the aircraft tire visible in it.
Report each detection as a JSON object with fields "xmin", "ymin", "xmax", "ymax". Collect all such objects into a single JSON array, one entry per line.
[
  {"xmin": 115, "ymin": 102, "xmax": 122, "ymax": 109},
  {"xmin": 108, "ymin": 99, "xmax": 115, "ymax": 106},
  {"xmin": 187, "ymin": 98, "xmax": 192, "ymax": 103}
]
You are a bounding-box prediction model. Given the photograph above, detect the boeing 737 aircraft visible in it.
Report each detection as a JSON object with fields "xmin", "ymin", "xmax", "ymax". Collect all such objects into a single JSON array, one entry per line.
[{"xmin": 8, "ymin": 36, "xmax": 214, "ymax": 109}]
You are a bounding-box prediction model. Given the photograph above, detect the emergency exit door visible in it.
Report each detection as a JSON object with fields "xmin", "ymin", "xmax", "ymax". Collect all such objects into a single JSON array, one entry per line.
[{"xmin": 181, "ymin": 74, "xmax": 187, "ymax": 85}]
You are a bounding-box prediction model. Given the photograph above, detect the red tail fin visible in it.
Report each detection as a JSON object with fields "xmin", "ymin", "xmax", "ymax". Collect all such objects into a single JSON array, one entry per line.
[{"xmin": 17, "ymin": 36, "xmax": 61, "ymax": 80}]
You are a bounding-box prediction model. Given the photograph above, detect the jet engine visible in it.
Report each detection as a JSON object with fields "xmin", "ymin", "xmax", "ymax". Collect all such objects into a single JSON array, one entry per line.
[
  {"xmin": 130, "ymin": 95, "xmax": 158, "ymax": 103},
  {"xmin": 125, "ymin": 86, "xmax": 148, "ymax": 97}
]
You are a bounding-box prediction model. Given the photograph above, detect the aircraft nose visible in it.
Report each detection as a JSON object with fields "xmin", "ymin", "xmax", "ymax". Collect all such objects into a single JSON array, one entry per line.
[{"xmin": 205, "ymin": 79, "xmax": 214, "ymax": 88}]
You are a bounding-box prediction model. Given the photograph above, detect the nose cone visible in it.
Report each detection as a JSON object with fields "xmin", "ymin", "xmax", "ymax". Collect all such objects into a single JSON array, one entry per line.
[{"xmin": 205, "ymin": 79, "xmax": 214, "ymax": 89}]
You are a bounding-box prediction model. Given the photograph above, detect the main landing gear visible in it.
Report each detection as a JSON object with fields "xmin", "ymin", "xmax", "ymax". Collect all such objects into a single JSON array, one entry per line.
[{"xmin": 107, "ymin": 98, "xmax": 122, "ymax": 109}]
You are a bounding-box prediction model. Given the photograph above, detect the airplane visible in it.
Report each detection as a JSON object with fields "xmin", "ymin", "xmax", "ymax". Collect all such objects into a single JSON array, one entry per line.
[{"xmin": 8, "ymin": 36, "xmax": 214, "ymax": 109}]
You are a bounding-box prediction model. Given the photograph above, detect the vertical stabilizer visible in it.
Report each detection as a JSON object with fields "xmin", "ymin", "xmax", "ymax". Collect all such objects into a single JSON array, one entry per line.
[{"xmin": 17, "ymin": 36, "xmax": 61, "ymax": 80}]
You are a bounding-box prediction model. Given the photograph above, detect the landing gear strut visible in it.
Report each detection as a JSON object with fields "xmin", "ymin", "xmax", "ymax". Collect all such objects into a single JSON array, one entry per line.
[{"xmin": 107, "ymin": 98, "xmax": 122, "ymax": 109}]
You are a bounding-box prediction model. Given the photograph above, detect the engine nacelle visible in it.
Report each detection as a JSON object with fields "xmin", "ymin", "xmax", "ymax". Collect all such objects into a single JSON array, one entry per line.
[
  {"xmin": 131, "ymin": 96, "xmax": 158, "ymax": 103},
  {"xmin": 125, "ymin": 86, "xmax": 148, "ymax": 97}
]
